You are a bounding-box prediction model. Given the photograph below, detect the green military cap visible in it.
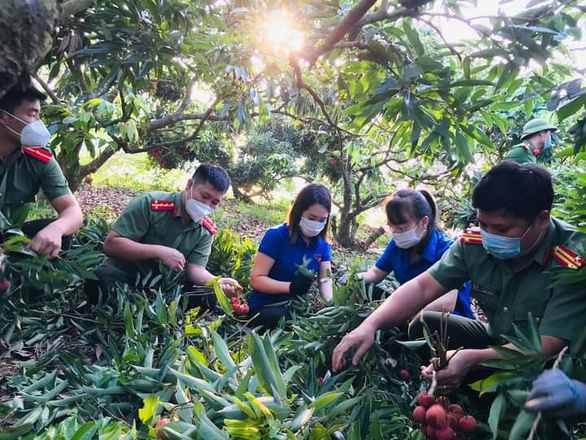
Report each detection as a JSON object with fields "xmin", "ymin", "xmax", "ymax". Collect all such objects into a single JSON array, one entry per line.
[{"xmin": 520, "ymin": 118, "xmax": 557, "ymax": 140}]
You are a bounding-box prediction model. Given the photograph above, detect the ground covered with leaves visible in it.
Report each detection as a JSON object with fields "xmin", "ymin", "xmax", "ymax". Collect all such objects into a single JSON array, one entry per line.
[{"xmin": 0, "ymin": 218, "xmax": 585, "ymax": 440}]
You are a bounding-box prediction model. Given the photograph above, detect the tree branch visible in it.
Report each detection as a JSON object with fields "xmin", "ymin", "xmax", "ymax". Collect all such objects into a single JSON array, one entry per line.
[
  {"xmin": 353, "ymin": 4, "xmax": 411, "ymax": 29},
  {"xmin": 146, "ymin": 112, "xmax": 230, "ymax": 133},
  {"xmin": 416, "ymin": 17, "xmax": 462, "ymax": 62},
  {"xmin": 33, "ymin": 74, "xmax": 61, "ymax": 105},
  {"xmin": 78, "ymin": 145, "xmax": 116, "ymax": 176},
  {"xmin": 305, "ymin": 0, "xmax": 378, "ymax": 65},
  {"xmin": 177, "ymin": 77, "xmax": 198, "ymax": 114},
  {"xmin": 146, "ymin": 99, "xmax": 218, "ymax": 148}
]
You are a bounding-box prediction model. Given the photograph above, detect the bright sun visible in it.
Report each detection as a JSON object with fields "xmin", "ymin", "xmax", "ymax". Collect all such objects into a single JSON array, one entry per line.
[{"xmin": 263, "ymin": 10, "xmax": 304, "ymax": 55}]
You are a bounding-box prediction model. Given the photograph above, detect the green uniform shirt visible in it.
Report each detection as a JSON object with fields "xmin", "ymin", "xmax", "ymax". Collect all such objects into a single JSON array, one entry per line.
[
  {"xmin": 504, "ymin": 142, "xmax": 538, "ymax": 164},
  {"xmin": 0, "ymin": 146, "xmax": 70, "ymax": 225},
  {"xmin": 102, "ymin": 191, "xmax": 214, "ymax": 279},
  {"xmin": 428, "ymin": 218, "xmax": 586, "ymax": 342}
]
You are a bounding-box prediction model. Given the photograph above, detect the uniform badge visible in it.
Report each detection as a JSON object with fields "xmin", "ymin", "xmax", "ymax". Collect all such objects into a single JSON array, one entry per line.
[
  {"xmin": 150, "ymin": 200, "xmax": 174, "ymax": 211},
  {"xmin": 22, "ymin": 146, "xmax": 52, "ymax": 164},
  {"xmin": 314, "ymin": 254, "xmax": 322, "ymax": 262},
  {"xmin": 201, "ymin": 216, "xmax": 218, "ymax": 235},
  {"xmin": 460, "ymin": 228, "xmax": 483, "ymax": 244},
  {"xmin": 550, "ymin": 245, "xmax": 585, "ymax": 270}
]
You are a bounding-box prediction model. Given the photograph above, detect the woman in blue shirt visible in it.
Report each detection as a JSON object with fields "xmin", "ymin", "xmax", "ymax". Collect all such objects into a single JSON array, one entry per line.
[
  {"xmin": 356, "ymin": 189, "xmax": 473, "ymax": 318},
  {"xmin": 249, "ymin": 184, "xmax": 333, "ymax": 329}
]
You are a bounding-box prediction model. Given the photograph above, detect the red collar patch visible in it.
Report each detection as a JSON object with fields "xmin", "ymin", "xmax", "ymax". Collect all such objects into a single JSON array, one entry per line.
[
  {"xmin": 22, "ymin": 146, "xmax": 52, "ymax": 164},
  {"xmin": 460, "ymin": 228, "xmax": 483, "ymax": 244},
  {"xmin": 150, "ymin": 200, "xmax": 174, "ymax": 211},
  {"xmin": 201, "ymin": 216, "xmax": 218, "ymax": 235},
  {"xmin": 550, "ymin": 245, "xmax": 585, "ymax": 270}
]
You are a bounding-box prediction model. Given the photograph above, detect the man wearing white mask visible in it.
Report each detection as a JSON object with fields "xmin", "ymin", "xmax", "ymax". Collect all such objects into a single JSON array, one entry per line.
[
  {"xmin": 86, "ymin": 163, "xmax": 240, "ymax": 307},
  {"xmin": 0, "ymin": 83, "xmax": 83, "ymax": 258}
]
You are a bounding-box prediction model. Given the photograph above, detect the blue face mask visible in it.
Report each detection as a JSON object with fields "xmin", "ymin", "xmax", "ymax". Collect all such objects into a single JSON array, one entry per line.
[
  {"xmin": 543, "ymin": 133, "xmax": 552, "ymax": 150},
  {"xmin": 480, "ymin": 225, "xmax": 533, "ymax": 260}
]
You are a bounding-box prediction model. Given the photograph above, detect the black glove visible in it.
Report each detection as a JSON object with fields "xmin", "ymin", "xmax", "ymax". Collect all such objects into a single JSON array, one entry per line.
[{"xmin": 289, "ymin": 276, "xmax": 313, "ymax": 296}]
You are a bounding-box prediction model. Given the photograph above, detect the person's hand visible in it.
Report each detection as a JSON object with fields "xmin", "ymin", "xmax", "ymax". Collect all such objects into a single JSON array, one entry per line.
[
  {"xmin": 157, "ymin": 247, "xmax": 185, "ymax": 271},
  {"xmin": 218, "ymin": 277, "xmax": 243, "ymax": 298},
  {"xmin": 339, "ymin": 273, "xmax": 361, "ymax": 285},
  {"xmin": 28, "ymin": 223, "xmax": 63, "ymax": 258},
  {"xmin": 332, "ymin": 322, "xmax": 376, "ymax": 372},
  {"xmin": 421, "ymin": 350, "xmax": 474, "ymax": 394},
  {"xmin": 525, "ymin": 369, "xmax": 586, "ymax": 418},
  {"xmin": 289, "ymin": 276, "xmax": 313, "ymax": 296}
]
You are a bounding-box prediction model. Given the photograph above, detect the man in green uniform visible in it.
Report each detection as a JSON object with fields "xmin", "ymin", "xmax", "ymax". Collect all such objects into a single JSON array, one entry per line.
[
  {"xmin": 504, "ymin": 118, "xmax": 557, "ymax": 164},
  {"xmin": 0, "ymin": 83, "xmax": 83, "ymax": 257},
  {"xmin": 332, "ymin": 162, "xmax": 585, "ymax": 394},
  {"xmin": 86, "ymin": 163, "xmax": 241, "ymax": 308}
]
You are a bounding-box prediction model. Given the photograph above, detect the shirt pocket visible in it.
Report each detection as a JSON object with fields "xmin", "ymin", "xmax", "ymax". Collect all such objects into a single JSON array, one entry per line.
[
  {"xmin": 514, "ymin": 302, "xmax": 548, "ymax": 330},
  {"xmin": 471, "ymin": 282, "xmax": 501, "ymax": 315}
]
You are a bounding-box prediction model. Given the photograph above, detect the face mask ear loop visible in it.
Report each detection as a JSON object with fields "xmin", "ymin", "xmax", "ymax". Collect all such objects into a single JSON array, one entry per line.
[{"xmin": 0, "ymin": 110, "xmax": 23, "ymax": 138}]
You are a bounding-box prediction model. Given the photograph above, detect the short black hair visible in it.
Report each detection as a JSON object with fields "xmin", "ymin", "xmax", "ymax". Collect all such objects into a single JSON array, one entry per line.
[
  {"xmin": 192, "ymin": 163, "xmax": 231, "ymax": 192},
  {"xmin": 472, "ymin": 162, "xmax": 553, "ymax": 223},
  {"xmin": 288, "ymin": 183, "xmax": 332, "ymax": 243},
  {"xmin": 0, "ymin": 85, "xmax": 46, "ymax": 113},
  {"xmin": 385, "ymin": 189, "xmax": 437, "ymax": 251}
]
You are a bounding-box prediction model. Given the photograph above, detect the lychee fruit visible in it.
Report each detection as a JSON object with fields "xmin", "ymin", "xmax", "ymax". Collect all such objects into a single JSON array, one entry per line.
[{"xmin": 426, "ymin": 404, "xmax": 448, "ymax": 430}]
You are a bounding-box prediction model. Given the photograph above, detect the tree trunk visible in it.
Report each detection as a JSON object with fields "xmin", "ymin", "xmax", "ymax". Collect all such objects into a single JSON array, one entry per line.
[
  {"xmin": 336, "ymin": 211, "xmax": 354, "ymax": 248},
  {"xmin": 362, "ymin": 226, "xmax": 386, "ymax": 250}
]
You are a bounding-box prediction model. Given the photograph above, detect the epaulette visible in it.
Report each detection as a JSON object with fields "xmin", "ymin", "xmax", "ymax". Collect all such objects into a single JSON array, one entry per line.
[
  {"xmin": 550, "ymin": 245, "xmax": 585, "ymax": 270},
  {"xmin": 150, "ymin": 200, "xmax": 174, "ymax": 211},
  {"xmin": 460, "ymin": 228, "xmax": 483, "ymax": 244},
  {"xmin": 520, "ymin": 143, "xmax": 539, "ymax": 156},
  {"xmin": 201, "ymin": 216, "xmax": 218, "ymax": 235},
  {"xmin": 22, "ymin": 146, "xmax": 52, "ymax": 164}
]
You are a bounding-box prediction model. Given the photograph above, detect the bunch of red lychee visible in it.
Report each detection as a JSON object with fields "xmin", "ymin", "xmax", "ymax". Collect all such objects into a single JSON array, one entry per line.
[{"xmin": 413, "ymin": 391, "xmax": 476, "ymax": 439}]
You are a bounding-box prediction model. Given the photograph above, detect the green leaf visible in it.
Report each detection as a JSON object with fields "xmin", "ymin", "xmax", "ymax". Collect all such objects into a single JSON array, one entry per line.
[
  {"xmin": 403, "ymin": 21, "xmax": 425, "ymax": 56},
  {"xmin": 395, "ymin": 340, "xmax": 427, "ymax": 350},
  {"xmin": 71, "ymin": 421, "xmax": 98, "ymax": 440},
  {"xmin": 138, "ymin": 395, "xmax": 160, "ymax": 423},
  {"xmin": 469, "ymin": 372, "xmax": 516, "ymax": 394},
  {"xmin": 249, "ymin": 332, "xmax": 286, "ymax": 399},
  {"xmin": 509, "ymin": 410, "xmax": 536, "ymax": 440},
  {"xmin": 208, "ymin": 278, "xmax": 233, "ymax": 316},
  {"xmin": 450, "ymin": 80, "xmax": 494, "ymax": 87},
  {"xmin": 123, "ymin": 302, "xmax": 135, "ymax": 339},
  {"xmin": 558, "ymin": 94, "xmax": 586, "ymax": 122},
  {"xmin": 289, "ymin": 406, "xmax": 314, "ymax": 432},
  {"xmin": 310, "ymin": 392, "xmax": 342, "ymax": 410},
  {"xmin": 0, "ymin": 424, "xmax": 33, "ymax": 440},
  {"xmin": 488, "ymin": 393, "xmax": 506, "ymax": 439},
  {"xmin": 456, "ymin": 132, "xmax": 474, "ymax": 163},
  {"xmin": 211, "ymin": 330, "xmax": 236, "ymax": 369}
]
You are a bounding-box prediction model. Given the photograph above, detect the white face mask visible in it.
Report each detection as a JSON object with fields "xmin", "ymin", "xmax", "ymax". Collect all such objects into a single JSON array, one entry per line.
[
  {"xmin": 2, "ymin": 111, "xmax": 51, "ymax": 148},
  {"xmin": 299, "ymin": 217, "xmax": 326, "ymax": 238},
  {"xmin": 393, "ymin": 226, "xmax": 425, "ymax": 249},
  {"xmin": 185, "ymin": 187, "xmax": 214, "ymax": 223}
]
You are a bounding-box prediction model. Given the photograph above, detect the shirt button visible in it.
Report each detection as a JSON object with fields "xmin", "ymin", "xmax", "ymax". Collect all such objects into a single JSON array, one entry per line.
[
  {"xmin": 536, "ymin": 317, "xmax": 541, "ymax": 323},
  {"xmin": 502, "ymin": 307, "xmax": 509, "ymax": 313}
]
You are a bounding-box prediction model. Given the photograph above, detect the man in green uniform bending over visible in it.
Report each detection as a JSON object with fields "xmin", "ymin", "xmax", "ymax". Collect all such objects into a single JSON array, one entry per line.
[
  {"xmin": 0, "ymin": 83, "xmax": 83, "ymax": 257},
  {"xmin": 504, "ymin": 118, "xmax": 557, "ymax": 164},
  {"xmin": 86, "ymin": 163, "xmax": 241, "ymax": 308},
  {"xmin": 332, "ymin": 162, "xmax": 585, "ymax": 394}
]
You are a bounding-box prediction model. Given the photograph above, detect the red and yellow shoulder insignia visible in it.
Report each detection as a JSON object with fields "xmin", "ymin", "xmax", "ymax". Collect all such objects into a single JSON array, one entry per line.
[
  {"xmin": 460, "ymin": 228, "xmax": 483, "ymax": 244},
  {"xmin": 201, "ymin": 216, "xmax": 218, "ymax": 235},
  {"xmin": 550, "ymin": 245, "xmax": 585, "ymax": 270},
  {"xmin": 150, "ymin": 200, "xmax": 174, "ymax": 211},
  {"xmin": 22, "ymin": 146, "xmax": 52, "ymax": 164}
]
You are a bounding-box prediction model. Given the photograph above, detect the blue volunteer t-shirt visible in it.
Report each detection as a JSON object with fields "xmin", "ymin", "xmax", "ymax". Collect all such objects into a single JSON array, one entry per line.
[
  {"xmin": 249, "ymin": 223, "xmax": 332, "ymax": 312},
  {"xmin": 375, "ymin": 228, "xmax": 473, "ymax": 319}
]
